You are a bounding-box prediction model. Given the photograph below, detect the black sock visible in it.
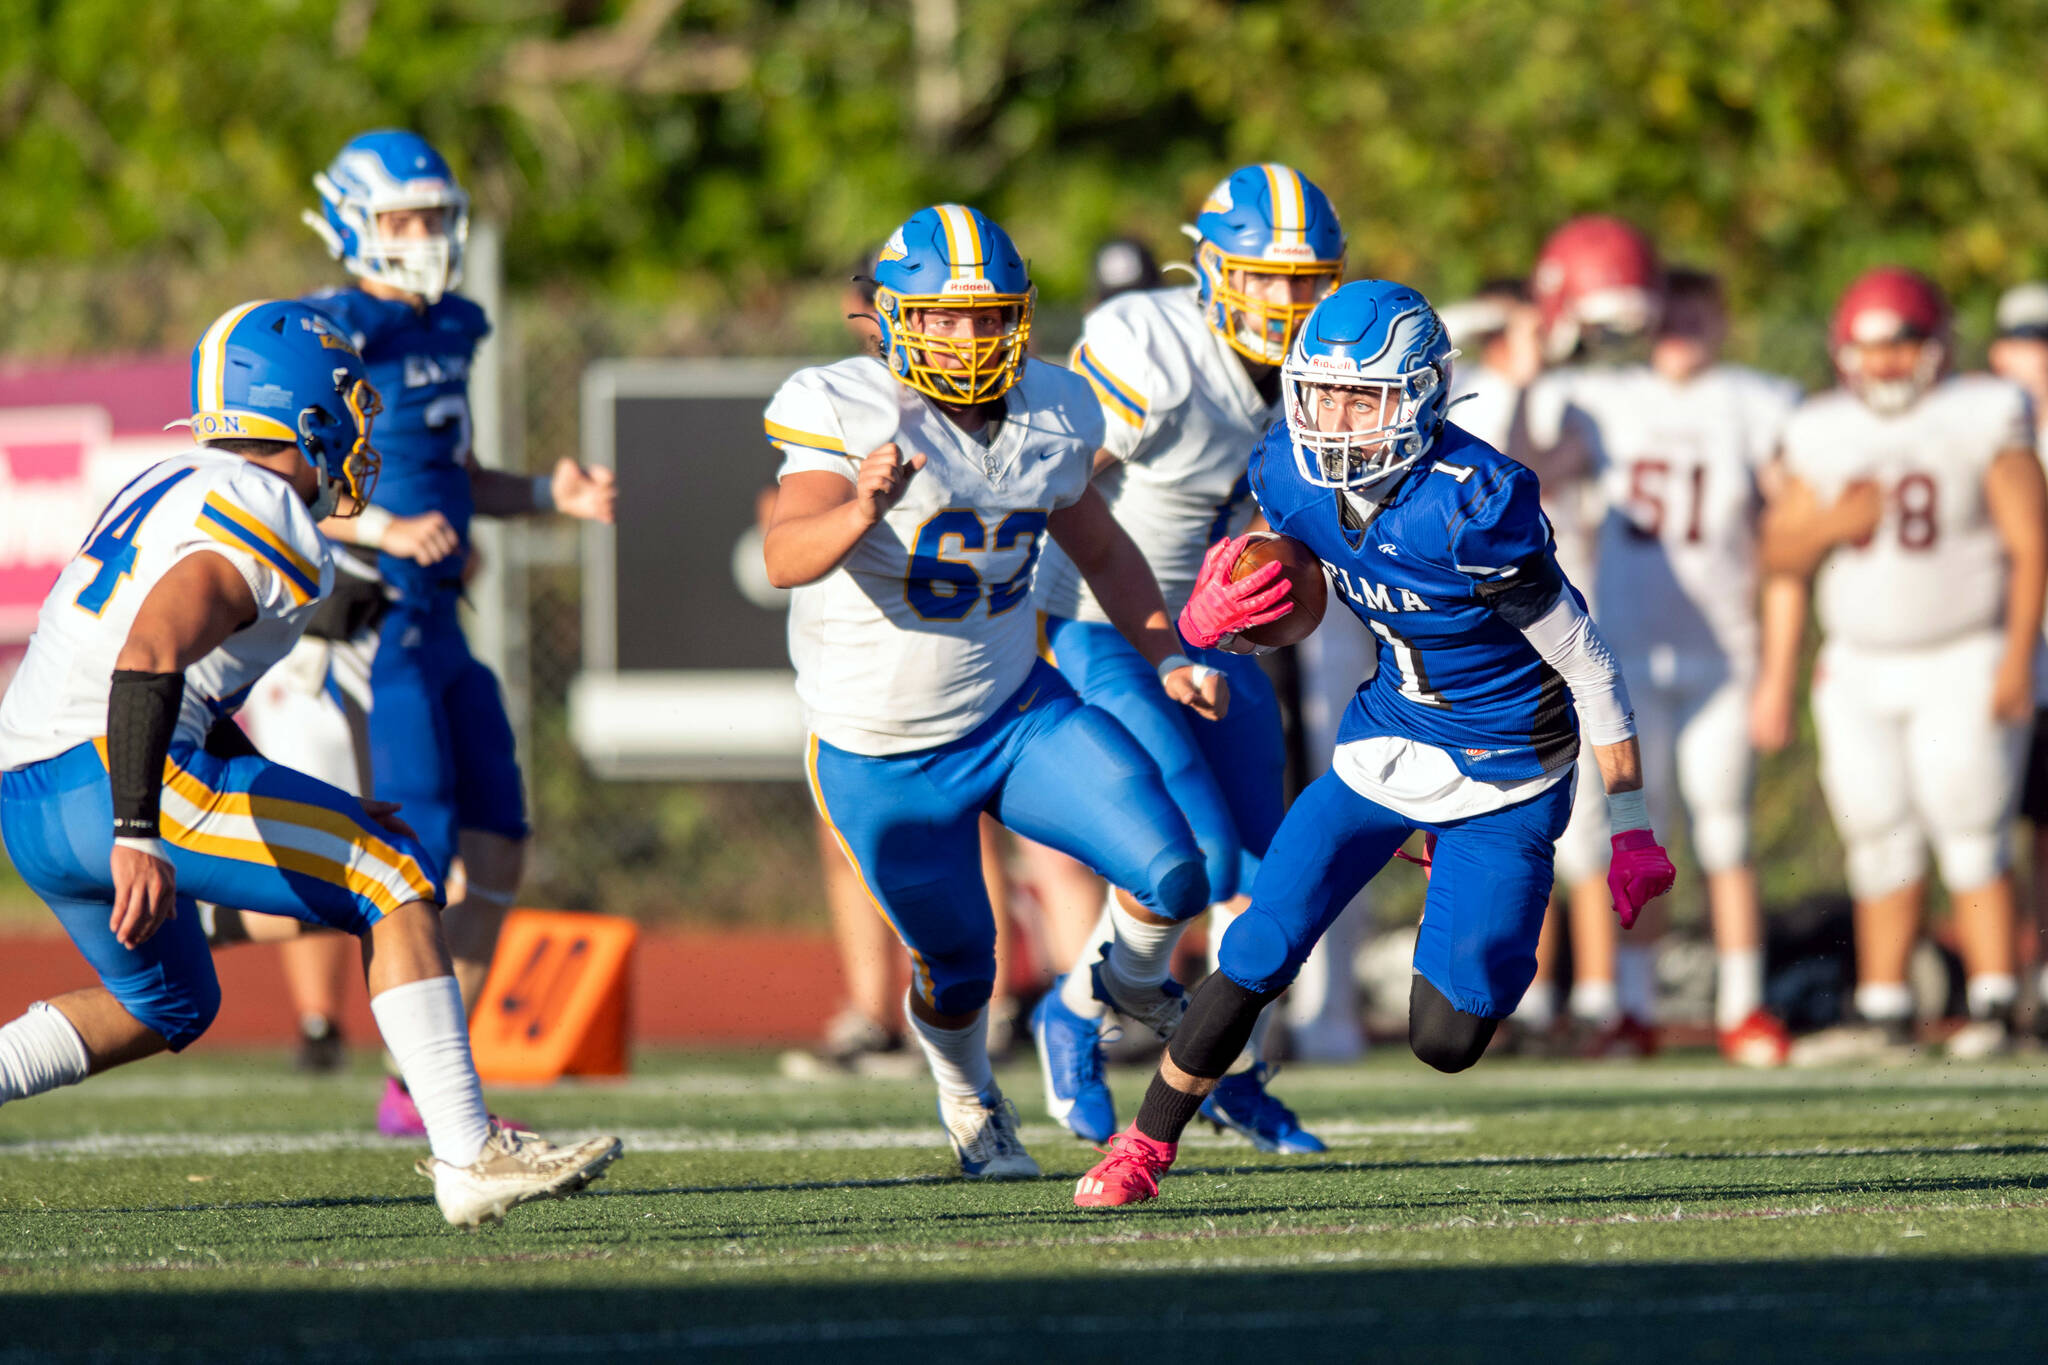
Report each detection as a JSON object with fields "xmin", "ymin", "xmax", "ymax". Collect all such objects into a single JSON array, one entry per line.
[{"xmin": 1134, "ymin": 1073, "xmax": 1207, "ymax": 1144}]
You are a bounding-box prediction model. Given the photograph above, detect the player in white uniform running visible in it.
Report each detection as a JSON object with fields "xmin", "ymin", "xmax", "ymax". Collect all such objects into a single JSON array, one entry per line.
[
  {"xmin": 1523, "ymin": 252, "xmax": 1801, "ymax": 1065},
  {"xmin": 1759, "ymin": 267, "xmax": 2048, "ymax": 1062},
  {"xmin": 1030, "ymin": 164, "xmax": 1343, "ymax": 1152},
  {"xmin": 1986, "ymin": 281, "xmax": 2048, "ymax": 1030},
  {"xmin": 763, "ymin": 205, "xmax": 1221, "ymax": 1178},
  {"xmin": 0, "ymin": 300, "xmax": 619, "ymax": 1226}
]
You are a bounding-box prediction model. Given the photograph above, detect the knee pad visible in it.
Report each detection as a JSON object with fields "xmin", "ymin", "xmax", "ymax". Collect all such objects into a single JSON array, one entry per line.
[
  {"xmin": 1844, "ymin": 825, "xmax": 1926, "ymax": 902},
  {"xmin": 1143, "ymin": 853, "xmax": 1210, "ymax": 925},
  {"xmin": 1408, "ymin": 973, "xmax": 1497, "ymax": 1073},
  {"xmin": 921, "ymin": 935, "xmax": 999, "ymax": 1018},
  {"xmin": 1934, "ymin": 828, "xmax": 2009, "ymax": 893},
  {"xmin": 1215, "ymin": 904, "xmax": 1309, "ymax": 995},
  {"xmin": 1690, "ymin": 809, "xmax": 1751, "ymax": 875},
  {"xmin": 125, "ymin": 965, "xmax": 222, "ymax": 1054}
]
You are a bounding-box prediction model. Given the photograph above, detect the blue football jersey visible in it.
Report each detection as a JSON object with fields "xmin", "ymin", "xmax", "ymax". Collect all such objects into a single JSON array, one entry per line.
[
  {"xmin": 1249, "ymin": 421, "xmax": 1579, "ymax": 783},
  {"xmin": 304, "ymin": 286, "xmax": 490, "ymax": 606}
]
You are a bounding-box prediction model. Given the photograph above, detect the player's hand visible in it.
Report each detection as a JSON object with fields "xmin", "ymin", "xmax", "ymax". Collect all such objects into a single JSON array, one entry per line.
[
  {"xmin": 1163, "ymin": 663, "xmax": 1230, "ymax": 721},
  {"xmin": 384, "ymin": 511, "xmax": 460, "ymax": 566},
  {"xmin": 1748, "ymin": 683, "xmax": 1795, "ymax": 754},
  {"xmin": 1178, "ymin": 535, "xmax": 1292, "ymax": 649},
  {"xmin": 1828, "ymin": 479, "xmax": 1884, "ymax": 547},
  {"xmin": 1992, "ymin": 649, "xmax": 2035, "ymax": 724},
  {"xmin": 550, "ymin": 458, "xmax": 618, "ymax": 523},
  {"xmin": 1607, "ymin": 829, "xmax": 1676, "ymax": 931},
  {"xmin": 853, "ymin": 443, "xmax": 925, "ymax": 525},
  {"xmin": 109, "ymin": 842, "xmax": 177, "ymax": 949},
  {"xmin": 359, "ymin": 799, "xmax": 418, "ymax": 841}
]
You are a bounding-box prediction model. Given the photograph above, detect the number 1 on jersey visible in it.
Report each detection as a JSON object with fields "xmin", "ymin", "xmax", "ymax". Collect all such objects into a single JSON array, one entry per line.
[{"xmin": 73, "ymin": 468, "xmax": 199, "ymax": 617}]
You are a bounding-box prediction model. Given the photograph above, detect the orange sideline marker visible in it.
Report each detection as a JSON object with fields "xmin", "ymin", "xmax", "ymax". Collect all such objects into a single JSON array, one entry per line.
[{"xmin": 469, "ymin": 910, "xmax": 637, "ymax": 1084}]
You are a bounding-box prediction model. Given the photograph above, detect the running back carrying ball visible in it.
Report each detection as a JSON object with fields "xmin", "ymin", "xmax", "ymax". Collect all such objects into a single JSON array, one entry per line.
[{"xmin": 1229, "ymin": 532, "xmax": 1326, "ymax": 647}]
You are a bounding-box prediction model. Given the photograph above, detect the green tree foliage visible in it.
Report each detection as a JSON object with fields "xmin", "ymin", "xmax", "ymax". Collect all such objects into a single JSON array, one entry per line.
[{"xmin": 6, "ymin": 0, "xmax": 2048, "ymax": 366}]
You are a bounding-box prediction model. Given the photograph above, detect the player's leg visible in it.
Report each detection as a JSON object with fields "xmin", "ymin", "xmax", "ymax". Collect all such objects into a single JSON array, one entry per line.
[
  {"xmin": 1075, "ymin": 771, "xmax": 1408, "ymax": 1207},
  {"xmin": 1675, "ymin": 668, "xmax": 1785, "ymax": 1065},
  {"xmin": 1798, "ymin": 646, "xmax": 1925, "ymax": 1060},
  {"xmin": 160, "ymin": 743, "xmax": 619, "ymax": 1223},
  {"xmin": 1911, "ymin": 635, "xmax": 2027, "ymax": 1056},
  {"xmin": 1554, "ymin": 742, "xmax": 1618, "ymax": 1034},
  {"xmin": 2017, "ymin": 709, "xmax": 2048, "ymax": 1031},
  {"xmin": 806, "ymin": 732, "xmax": 1036, "ymax": 1178}
]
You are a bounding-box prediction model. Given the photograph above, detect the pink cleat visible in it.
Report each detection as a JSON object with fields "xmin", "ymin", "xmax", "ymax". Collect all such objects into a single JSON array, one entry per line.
[
  {"xmin": 377, "ymin": 1077, "xmax": 427, "ymax": 1138},
  {"xmin": 1074, "ymin": 1125, "xmax": 1177, "ymax": 1208}
]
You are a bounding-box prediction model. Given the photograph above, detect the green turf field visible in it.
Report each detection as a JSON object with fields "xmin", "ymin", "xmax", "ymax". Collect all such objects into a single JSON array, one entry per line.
[{"xmin": 4, "ymin": 1049, "xmax": 2048, "ymax": 1363}]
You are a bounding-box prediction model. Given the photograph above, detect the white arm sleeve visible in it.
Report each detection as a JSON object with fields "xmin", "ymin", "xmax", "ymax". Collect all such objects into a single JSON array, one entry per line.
[{"xmin": 1516, "ymin": 589, "xmax": 1636, "ymax": 745}]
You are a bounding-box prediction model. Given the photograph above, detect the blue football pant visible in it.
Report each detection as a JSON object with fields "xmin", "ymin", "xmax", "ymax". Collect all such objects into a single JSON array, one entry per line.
[
  {"xmin": 368, "ymin": 605, "xmax": 530, "ymax": 875},
  {"xmin": 1, "ymin": 740, "xmax": 443, "ymax": 1050},
  {"xmin": 808, "ymin": 661, "xmax": 1208, "ymax": 1016},
  {"xmin": 1220, "ymin": 767, "xmax": 1576, "ymax": 1020},
  {"xmin": 1043, "ymin": 616, "xmax": 1284, "ymax": 901}
]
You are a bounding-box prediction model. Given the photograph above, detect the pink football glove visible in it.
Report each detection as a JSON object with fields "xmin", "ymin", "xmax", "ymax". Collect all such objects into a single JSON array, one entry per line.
[
  {"xmin": 1177, "ymin": 535, "xmax": 1294, "ymax": 649},
  {"xmin": 1607, "ymin": 829, "xmax": 1676, "ymax": 930}
]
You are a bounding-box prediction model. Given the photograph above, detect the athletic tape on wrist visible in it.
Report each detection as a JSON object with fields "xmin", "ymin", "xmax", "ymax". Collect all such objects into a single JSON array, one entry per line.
[
  {"xmin": 1606, "ymin": 786, "xmax": 1650, "ymax": 834},
  {"xmin": 530, "ymin": 473, "xmax": 557, "ymax": 513},
  {"xmin": 352, "ymin": 504, "xmax": 394, "ymax": 549}
]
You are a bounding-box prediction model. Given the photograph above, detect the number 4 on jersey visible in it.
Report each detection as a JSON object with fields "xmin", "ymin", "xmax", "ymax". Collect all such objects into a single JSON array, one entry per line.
[{"xmin": 73, "ymin": 468, "xmax": 198, "ymax": 616}]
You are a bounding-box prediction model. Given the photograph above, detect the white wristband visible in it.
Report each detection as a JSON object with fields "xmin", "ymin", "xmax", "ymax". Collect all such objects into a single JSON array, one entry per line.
[
  {"xmin": 352, "ymin": 504, "xmax": 394, "ymax": 549},
  {"xmin": 1605, "ymin": 787, "xmax": 1650, "ymax": 834},
  {"xmin": 1156, "ymin": 654, "xmax": 1219, "ymax": 688},
  {"xmin": 114, "ymin": 835, "xmax": 172, "ymax": 864},
  {"xmin": 531, "ymin": 473, "xmax": 557, "ymax": 513}
]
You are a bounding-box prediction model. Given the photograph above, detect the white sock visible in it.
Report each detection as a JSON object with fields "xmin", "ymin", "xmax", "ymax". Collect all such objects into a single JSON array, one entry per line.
[
  {"xmin": 1100, "ymin": 899, "xmax": 1185, "ymax": 999},
  {"xmin": 904, "ymin": 992, "xmax": 994, "ymax": 1103},
  {"xmin": 1569, "ymin": 979, "xmax": 1619, "ymax": 1028},
  {"xmin": 1615, "ymin": 944, "xmax": 1658, "ymax": 1023},
  {"xmin": 370, "ymin": 976, "xmax": 490, "ymax": 1167},
  {"xmin": 0, "ymin": 1003, "xmax": 90, "ymax": 1105},
  {"xmin": 1854, "ymin": 981, "xmax": 1914, "ymax": 1023},
  {"xmin": 1207, "ymin": 901, "xmax": 1242, "ymax": 972},
  {"xmin": 1715, "ymin": 948, "xmax": 1765, "ymax": 1032},
  {"xmin": 1513, "ymin": 980, "xmax": 1557, "ymax": 1032},
  {"xmin": 1058, "ymin": 898, "xmax": 1118, "ymax": 1019},
  {"xmin": 1966, "ymin": 973, "xmax": 2018, "ymax": 1020}
]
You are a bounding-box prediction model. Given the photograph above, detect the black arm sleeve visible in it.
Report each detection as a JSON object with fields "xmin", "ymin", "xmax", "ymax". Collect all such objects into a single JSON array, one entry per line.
[
  {"xmin": 107, "ymin": 669, "xmax": 185, "ymax": 838},
  {"xmin": 1474, "ymin": 551, "xmax": 1568, "ymax": 629}
]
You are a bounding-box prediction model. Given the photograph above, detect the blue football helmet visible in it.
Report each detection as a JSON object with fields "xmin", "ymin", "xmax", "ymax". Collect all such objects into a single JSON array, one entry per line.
[
  {"xmin": 1187, "ymin": 164, "xmax": 1345, "ymax": 365},
  {"xmin": 1282, "ymin": 280, "xmax": 1453, "ymax": 491},
  {"xmin": 183, "ymin": 300, "xmax": 382, "ymax": 519},
  {"xmin": 303, "ymin": 130, "xmax": 470, "ymax": 304},
  {"xmin": 871, "ymin": 205, "xmax": 1034, "ymax": 405}
]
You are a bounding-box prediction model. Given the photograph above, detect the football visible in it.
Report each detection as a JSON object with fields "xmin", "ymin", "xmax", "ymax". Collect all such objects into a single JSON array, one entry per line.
[{"xmin": 1228, "ymin": 532, "xmax": 1328, "ymax": 648}]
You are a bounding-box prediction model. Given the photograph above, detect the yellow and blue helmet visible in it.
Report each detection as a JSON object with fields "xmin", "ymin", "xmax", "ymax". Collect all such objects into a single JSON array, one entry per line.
[
  {"xmin": 1282, "ymin": 280, "xmax": 1452, "ymax": 491},
  {"xmin": 1188, "ymin": 164, "xmax": 1346, "ymax": 365},
  {"xmin": 184, "ymin": 300, "xmax": 382, "ymax": 518},
  {"xmin": 871, "ymin": 205, "xmax": 1034, "ymax": 405},
  {"xmin": 303, "ymin": 130, "xmax": 470, "ymax": 305}
]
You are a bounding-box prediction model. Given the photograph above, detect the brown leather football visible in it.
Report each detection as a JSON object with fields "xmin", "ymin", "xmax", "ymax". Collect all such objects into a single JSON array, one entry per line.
[{"xmin": 1228, "ymin": 532, "xmax": 1328, "ymax": 648}]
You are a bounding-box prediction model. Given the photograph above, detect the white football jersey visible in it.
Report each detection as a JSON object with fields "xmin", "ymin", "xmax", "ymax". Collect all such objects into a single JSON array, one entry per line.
[
  {"xmin": 0, "ymin": 451, "xmax": 335, "ymax": 770},
  {"xmin": 1782, "ymin": 374, "xmax": 2033, "ymax": 652},
  {"xmin": 1530, "ymin": 363, "xmax": 1800, "ymax": 664},
  {"xmin": 1035, "ymin": 287, "xmax": 1277, "ymax": 620},
  {"xmin": 767, "ymin": 355, "xmax": 1101, "ymax": 756}
]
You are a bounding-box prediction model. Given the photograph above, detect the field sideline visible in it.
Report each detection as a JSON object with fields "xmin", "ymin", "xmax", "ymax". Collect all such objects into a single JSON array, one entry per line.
[{"xmin": 4, "ymin": 1049, "xmax": 2048, "ymax": 1363}]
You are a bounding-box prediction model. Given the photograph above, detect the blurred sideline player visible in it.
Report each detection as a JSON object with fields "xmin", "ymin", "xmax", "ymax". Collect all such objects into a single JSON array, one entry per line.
[
  {"xmin": 785, "ymin": 253, "xmax": 1020, "ymax": 1078},
  {"xmin": 1074, "ymin": 280, "xmax": 1675, "ymax": 1207},
  {"xmin": 762, "ymin": 204, "xmax": 1216, "ymax": 1177},
  {"xmin": 1031, "ymin": 165, "xmax": 1341, "ymax": 1153},
  {"xmin": 1759, "ymin": 267, "xmax": 2047, "ymax": 1062},
  {"xmin": 1523, "ymin": 242, "xmax": 1802, "ymax": 1065},
  {"xmin": 1987, "ymin": 281, "xmax": 2048, "ymax": 1027},
  {"xmin": 0, "ymin": 300, "xmax": 618, "ymax": 1227},
  {"xmin": 300, "ymin": 130, "xmax": 617, "ymax": 1132}
]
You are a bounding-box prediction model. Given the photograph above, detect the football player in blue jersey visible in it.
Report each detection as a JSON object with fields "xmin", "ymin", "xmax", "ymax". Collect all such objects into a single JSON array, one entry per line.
[
  {"xmin": 300, "ymin": 130, "xmax": 617, "ymax": 1136},
  {"xmin": 1032, "ymin": 165, "xmax": 1345, "ymax": 1154},
  {"xmin": 1072, "ymin": 279, "xmax": 1677, "ymax": 1207}
]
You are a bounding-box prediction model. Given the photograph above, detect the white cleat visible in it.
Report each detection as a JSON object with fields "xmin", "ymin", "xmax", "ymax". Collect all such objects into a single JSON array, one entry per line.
[
  {"xmin": 938, "ymin": 1091, "xmax": 1041, "ymax": 1180},
  {"xmin": 418, "ymin": 1122, "xmax": 624, "ymax": 1228}
]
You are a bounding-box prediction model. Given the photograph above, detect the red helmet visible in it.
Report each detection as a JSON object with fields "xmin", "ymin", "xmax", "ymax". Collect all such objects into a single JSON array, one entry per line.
[
  {"xmin": 1831, "ymin": 266, "xmax": 1948, "ymax": 413},
  {"xmin": 1532, "ymin": 216, "xmax": 1661, "ymax": 362}
]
